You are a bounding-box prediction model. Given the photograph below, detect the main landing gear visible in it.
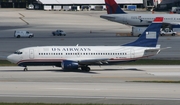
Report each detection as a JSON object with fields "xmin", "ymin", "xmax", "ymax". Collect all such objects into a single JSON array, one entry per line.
[
  {"xmin": 81, "ymin": 66, "xmax": 91, "ymax": 72},
  {"xmin": 23, "ymin": 66, "xmax": 28, "ymax": 71}
]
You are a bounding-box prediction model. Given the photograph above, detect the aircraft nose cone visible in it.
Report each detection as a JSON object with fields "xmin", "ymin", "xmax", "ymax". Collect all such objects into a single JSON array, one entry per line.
[{"xmin": 7, "ymin": 54, "xmax": 16, "ymax": 63}]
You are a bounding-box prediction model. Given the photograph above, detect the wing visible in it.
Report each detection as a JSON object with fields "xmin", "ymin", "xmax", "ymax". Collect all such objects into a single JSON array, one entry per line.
[
  {"xmin": 163, "ymin": 22, "xmax": 180, "ymax": 25},
  {"xmin": 78, "ymin": 58, "xmax": 109, "ymax": 65}
]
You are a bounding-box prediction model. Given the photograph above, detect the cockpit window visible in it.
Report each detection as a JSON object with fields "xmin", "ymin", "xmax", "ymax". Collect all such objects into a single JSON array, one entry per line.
[{"xmin": 14, "ymin": 51, "xmax": 22, "ymax": 54}]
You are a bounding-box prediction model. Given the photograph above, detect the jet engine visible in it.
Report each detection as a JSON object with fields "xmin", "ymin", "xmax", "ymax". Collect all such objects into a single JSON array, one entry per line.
[{"xmin": 61, "ymin": 60, "xmax": 79, "ymax": 70}]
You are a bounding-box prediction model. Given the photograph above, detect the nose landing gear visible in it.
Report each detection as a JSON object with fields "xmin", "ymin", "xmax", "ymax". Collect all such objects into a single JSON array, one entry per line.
[{"xmin": 23, "ymin": 66, "xmax": 28, "ymax": 71}]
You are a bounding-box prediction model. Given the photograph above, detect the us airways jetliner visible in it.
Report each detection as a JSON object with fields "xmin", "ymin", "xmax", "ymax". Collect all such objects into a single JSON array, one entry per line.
[
  {"xmin": 100, "ymin": 0, "xmax": 180, "ymax": 26},
  {"xmin": 7, "ymin": 17, "xmax": 167, "ymax": 72}
]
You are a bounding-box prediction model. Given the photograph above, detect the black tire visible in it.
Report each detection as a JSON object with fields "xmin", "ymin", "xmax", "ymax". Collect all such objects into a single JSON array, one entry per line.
[
  {"xmin": 53, "ymin": 33, "xmax": 56, "ymax": 36},
  {"xmin": 172, "ymin": 33, "xmax": 175, "ymax": 36},
  {"xmin": 85, "ymin": 67, "xmax": 90, "ymax": 72},
  {"xmin": 17, "ymin": 35, "xmax": 20, "ymax": 38},
  {"xmin": 161, "ymin": 34, "xmax": 164, "ymax": 36},
  {"xmin": 29, "ymin": 35, "xmax": 32, "ymax": 38},
  {"xmin": 138, "ymin": 34, "xmax": 141, "ymax": 37},
  {"xmin": 81, "ymin": 67, "xmax": 90, "ymax": 72}
]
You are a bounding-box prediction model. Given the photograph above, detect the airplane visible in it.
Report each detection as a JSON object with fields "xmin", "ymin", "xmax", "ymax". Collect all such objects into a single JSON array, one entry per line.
[
  {"xmin": 100, "ymin": 0, "xmax": 180, "ymax": 26},
  {"xmin": 7, "ymin": 17, "xmax": 168, "ymax": 72}
]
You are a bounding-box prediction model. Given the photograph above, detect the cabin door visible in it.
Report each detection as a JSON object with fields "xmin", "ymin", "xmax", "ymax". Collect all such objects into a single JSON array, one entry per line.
[
  {"xmin": 29, "ymin": 49, "xmax": 34, "ymax": 59},
  {"xmin": 130, "ymin": 49, "xmax": 135, "ymax": 58}
]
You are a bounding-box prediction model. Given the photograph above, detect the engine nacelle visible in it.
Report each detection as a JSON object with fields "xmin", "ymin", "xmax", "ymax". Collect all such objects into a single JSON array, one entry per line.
[{"xmin": 61, "ymin": 60, "xmax": 79, "ymax": 70}]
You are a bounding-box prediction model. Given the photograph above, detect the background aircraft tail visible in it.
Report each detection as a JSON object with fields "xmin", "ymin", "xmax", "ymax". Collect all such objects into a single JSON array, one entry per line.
[
  {"xmin": 105, "ymin": 0, "xmax": 126, "ymax": 14},
  {"xmin": 123, "ymin": 17, "xmax": 163, "ymax": 47}
]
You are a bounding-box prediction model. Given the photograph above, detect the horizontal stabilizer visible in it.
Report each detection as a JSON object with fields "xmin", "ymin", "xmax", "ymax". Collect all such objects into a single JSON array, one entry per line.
[
  {"xmin": 158, "ymin": 47, "xmax": 171, "ymax": 51},
  {"xmin": 144, "ymin": 47, "xmax": 171, "ymax": 55}
]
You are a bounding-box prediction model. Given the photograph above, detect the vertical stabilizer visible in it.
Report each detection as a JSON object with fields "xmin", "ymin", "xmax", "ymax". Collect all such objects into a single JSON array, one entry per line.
[
  {"xmin": 123, "ymin": 17, "xmax": 163, "ymax": 47},
  {"xmin": 105, "ymin": 0, "xmax": 126, "ymax": 14}
]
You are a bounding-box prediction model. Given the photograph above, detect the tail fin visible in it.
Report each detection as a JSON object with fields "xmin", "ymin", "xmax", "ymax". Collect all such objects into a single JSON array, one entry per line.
[
  {"xmin": 105, "ymin": 0, "xmax": 126, "ymax": 14},
  {"xmin": 123, "ymin": 17, "xmax": 163, "ymax": 47}
]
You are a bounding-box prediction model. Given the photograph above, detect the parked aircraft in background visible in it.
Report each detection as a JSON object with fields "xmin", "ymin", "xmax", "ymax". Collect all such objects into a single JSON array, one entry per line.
[
  {"xmin": 7, "ymin": 17, "xmax": 168, "ymax": 72},
  {"xmin": 100, "ymin": 0, "xmax": 180, "ymax": 26}
]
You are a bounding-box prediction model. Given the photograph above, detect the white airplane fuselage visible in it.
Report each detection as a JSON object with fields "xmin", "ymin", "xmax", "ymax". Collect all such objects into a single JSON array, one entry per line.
[
  {"xmin": 7, "ymin": 46, "xmax": 159, "ymax": 67},
  {"xmin": 100, "ymin": 14, "xmax": 180, "ymax": 26},
  {"xmin": 7, "ymin": 17, "xmax": 164, "ymax": 71}
]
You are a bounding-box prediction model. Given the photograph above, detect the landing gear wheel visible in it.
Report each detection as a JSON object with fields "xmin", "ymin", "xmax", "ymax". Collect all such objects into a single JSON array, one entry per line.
[
  {"xmin": 24, "ymin": 67, "xmax": 28, "ymax": 71},
  {"xmin": 86, "ymin": 67, "xmax": 90, "ymax": 72},
  {"xmin": 81, "ymin": 66, "xmax": 91, "ymax": 72},
  {"xmin": 17, "ymin": 35, "xmax": 20, "ymax": 38}
]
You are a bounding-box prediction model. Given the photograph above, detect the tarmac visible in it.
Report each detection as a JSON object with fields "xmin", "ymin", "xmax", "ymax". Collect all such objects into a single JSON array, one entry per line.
[
  {"xmin": 0, "ymin": 9, "xmax": 180, "ymax": 59},
  {"xmin": 0, "ymin": 9, "xmax": 180, "ymax": 105},
  {"xmin": 0, "ymin": 65, "xmax": 180, "ymax": 105}
]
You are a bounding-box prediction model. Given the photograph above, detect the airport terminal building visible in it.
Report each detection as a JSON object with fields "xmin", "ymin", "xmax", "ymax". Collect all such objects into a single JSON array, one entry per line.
[
  {"xmin": 143, "ymin": 0, "xmax": 180, "ymax": 10},
  {"xmin": 0, "ymin": 0, "xmax": 38, "ymax": 8},
  {"xmin": 0, "ymin": 0, "xmax": 143, "ymax": 9},
  {"xmin": 0, "ymin": 0, "xmax": 179, "ymax": 11}
]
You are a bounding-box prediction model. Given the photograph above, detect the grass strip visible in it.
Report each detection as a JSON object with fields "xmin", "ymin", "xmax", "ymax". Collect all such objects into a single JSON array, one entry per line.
[
  {"xmin": 0, "ymin": 103, "xmax": 138, "ymax": 105},
  {"xmin": 128, "ymin": 81, "xmax": 180, "ymax": 83},
  {"xmin": 0, "ymin": 60, "xmax": 17, "ymax": 66}
]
